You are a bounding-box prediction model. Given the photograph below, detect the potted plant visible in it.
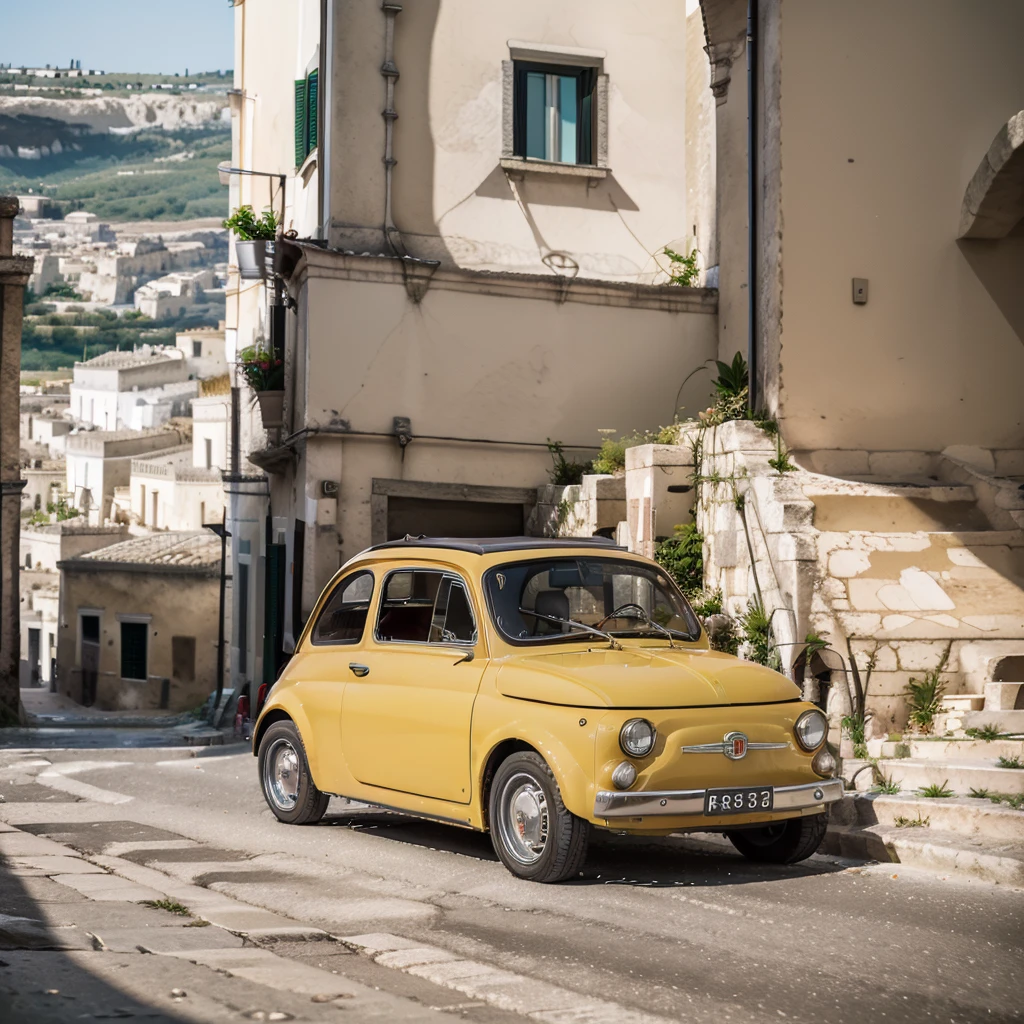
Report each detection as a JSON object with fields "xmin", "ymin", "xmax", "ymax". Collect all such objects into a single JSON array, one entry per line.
[
  {"xmin": 223, "ymin": 206, "xmax": 279, "ymax": 280},
  {"xmin": 238, "ymin": 343, "xmax": 285, "ymax": 428}
]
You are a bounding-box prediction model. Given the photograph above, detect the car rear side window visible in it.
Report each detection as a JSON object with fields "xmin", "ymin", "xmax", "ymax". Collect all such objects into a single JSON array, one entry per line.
[
  {"xmin": 377, "ymin": 570, "xmax": 477, "ymax": 645},
  {"xmin": 311, "ymin": 571, "xmax": 374, "ymax": 645}
]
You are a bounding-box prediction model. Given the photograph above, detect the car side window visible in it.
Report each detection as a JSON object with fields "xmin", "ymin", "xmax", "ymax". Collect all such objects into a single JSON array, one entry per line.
[
  {"xmin": 310, "ymin": 571, "xmax": 374, "ymax": 645},
  {"xmin": 429, "ymin": 578, "xmax": 478, "ymax": 644},
  {"xmin": 377, "ymin": 570, "xmax": 477, "ymax": 645}
]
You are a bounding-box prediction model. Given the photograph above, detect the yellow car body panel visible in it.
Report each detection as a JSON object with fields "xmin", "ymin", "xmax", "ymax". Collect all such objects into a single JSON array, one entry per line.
[{"xmin": 254, "ymin": 542, "xmax": 836, "ymax": 837}]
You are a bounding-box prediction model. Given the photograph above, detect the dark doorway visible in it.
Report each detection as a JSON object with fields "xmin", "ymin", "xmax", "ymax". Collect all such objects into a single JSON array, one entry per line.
[
  {"xmin": 80, "ymin": 615, "xmax": 100, "ymax": 706},
  {"xmin": 27, "ymin": 628, "xmax": 41, "ymax": 687},
  {"xmin": 386, "ymin": 497, "xmax": 524, "ymax": 541},
  {"xmin": 263, "ymin": 540, "xmax": 286, "ymax": 683}
]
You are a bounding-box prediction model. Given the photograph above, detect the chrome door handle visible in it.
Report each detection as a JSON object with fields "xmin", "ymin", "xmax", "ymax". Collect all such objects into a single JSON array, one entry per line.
[{"xmin": 348, "ymin": 663, "xmax": 370, "ymax": 678}]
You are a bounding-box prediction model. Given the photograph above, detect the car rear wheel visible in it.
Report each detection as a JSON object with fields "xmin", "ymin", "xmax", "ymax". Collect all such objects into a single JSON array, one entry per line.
[
  {"xmin": 258, "ymin": 720, "xmax": 329, "ymax": 825},
  {"xmin": 488, "ymin": 751, "xmax": 589, "ymax": 883},
  {"xmin": 726, "ymin": 812, "xmax": 828, "ymax": 864}
]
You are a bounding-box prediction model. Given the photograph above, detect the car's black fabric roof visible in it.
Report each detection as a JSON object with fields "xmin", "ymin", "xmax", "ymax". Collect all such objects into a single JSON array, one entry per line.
[{"xmin": 367, "ymin": 536, "xmax": 624, "ymax": 555}]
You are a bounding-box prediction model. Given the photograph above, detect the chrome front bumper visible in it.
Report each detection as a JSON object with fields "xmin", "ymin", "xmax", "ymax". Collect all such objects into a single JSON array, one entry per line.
[{"xmin": 594, "ymin": 778, "xmax": 844, "ymax": 819}]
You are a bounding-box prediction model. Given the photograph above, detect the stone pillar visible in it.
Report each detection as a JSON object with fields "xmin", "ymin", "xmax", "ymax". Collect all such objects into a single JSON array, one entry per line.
[{"xmin": 0, "ymin": 196, "xmax": 33, "ymax": 725}]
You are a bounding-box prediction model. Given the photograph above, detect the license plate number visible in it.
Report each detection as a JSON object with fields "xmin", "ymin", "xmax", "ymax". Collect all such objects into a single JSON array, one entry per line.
[{"xmin": 704, "ymin": 786, "xmax": 773, "ymax": 815}]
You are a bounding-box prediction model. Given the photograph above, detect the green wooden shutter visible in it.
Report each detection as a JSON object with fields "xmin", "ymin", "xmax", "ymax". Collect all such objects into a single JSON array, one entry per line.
[
  {"xmin": 306, "ymin": 70, "xmax": 319, "ymax": 153},
  {"xmin": 293, "ymin": 79, "xmax": 307, "ymax": 165}
]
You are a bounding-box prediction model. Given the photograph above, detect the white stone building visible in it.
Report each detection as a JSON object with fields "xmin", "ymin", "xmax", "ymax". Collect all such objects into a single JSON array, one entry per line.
[
  {"xmin": 64, "ymin": 428, "xmax": 189, "ymax": 523},
  {"xmin": 70, "ymin": 347, "xmax": 193, "ymax": 431},
  {"xmin": 134, "ymin": 269, "xmax": 215, "ymax": 319}
]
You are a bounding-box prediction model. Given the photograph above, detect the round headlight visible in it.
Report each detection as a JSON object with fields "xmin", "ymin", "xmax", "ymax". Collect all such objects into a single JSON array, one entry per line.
[
  {"xmin": 619, "ymin": 718, "xmax": 656, "ymax": 758},
  {"xmin": 795, "ymin": 709, "xmax": 828, "ymax": 751},
  {"xmin": 611, "ymin": 761, "xmax": 637, "ymax": 790}
]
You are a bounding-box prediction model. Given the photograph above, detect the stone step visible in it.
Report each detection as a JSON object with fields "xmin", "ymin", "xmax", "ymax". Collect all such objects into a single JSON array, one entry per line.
[
  {"xmin": 941, "ymin": 694, "xmax": 985, "ymax": 712},
  {"xmin": 899, "ymin": 738, "xmax": 1024, "ymax": 762},
  {"xmin": 822, "ymin": 822, "xmax": 1024, "ymax": 886},
  {"xmin": 959, "ymin": 709, "xmax": 1024, "ymax": 732},
  {"xmin": 877, "ymin": 758, "xmax": 1024, "ymax": 796},
  {"xmin": 985, "ymin": 681, "xmax": 1024, "ymax": 711},
  {"xmin": 832, "ymin": 792, "xmax": 1024, "ymax": 842}
]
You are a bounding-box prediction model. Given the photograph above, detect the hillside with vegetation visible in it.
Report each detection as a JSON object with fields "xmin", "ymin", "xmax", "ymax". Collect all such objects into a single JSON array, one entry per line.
[
  {"xmin": 0, "ymin": 77, "xmax": 230, "ymax": 222},
  {"xmin": 20, "ymin": 298, "xmax": 226, "ymax": 371}
]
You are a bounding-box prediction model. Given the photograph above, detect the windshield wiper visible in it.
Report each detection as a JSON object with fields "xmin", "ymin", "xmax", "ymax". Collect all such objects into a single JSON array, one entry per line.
[
  {"xmin": 617, "ymin": 612, "xmax": 676, "ymax": 648},
  {"xmin": 518, "ymin": 607, "xmax": 622, "ymax": 650}
]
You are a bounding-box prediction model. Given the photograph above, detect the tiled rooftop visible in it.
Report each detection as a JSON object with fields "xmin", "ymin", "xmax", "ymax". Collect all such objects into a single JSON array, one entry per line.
[
  {"xmin": 77, "ymin": 350, "xmax": 178, "ymax": 369},
  {"xmin": 74, "ymin": 531, "xmax": 221, "ymax": 568}
]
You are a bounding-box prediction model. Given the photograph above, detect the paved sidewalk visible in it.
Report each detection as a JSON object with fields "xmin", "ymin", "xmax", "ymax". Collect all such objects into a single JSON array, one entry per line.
[{"xmin": 3, "ymin": 689, "xmax": 226, "ymax": 749}]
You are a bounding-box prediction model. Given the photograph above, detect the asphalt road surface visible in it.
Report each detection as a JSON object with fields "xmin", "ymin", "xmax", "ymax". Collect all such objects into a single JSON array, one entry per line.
[{"xmin": 0, "ymin": 742, "xmax": 1021, "ymax": 1024}]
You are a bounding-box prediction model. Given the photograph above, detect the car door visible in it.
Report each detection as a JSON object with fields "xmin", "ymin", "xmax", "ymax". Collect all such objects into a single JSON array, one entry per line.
[
  {"xmin": 290, "ymin": 569, "xmax": 374, "ymax": 794},
  {"xmin": 341, "ymin": 568, "xmax": 484, "ymax": 804}
]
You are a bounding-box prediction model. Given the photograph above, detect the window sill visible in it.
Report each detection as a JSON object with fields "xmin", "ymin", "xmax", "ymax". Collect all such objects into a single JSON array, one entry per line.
[{"xmin": 500, "ymin": 157, "xmax": 609, "ymax": 180}]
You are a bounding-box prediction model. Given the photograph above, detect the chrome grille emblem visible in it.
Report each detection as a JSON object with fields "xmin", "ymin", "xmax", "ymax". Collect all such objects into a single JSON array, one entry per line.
[
  {"xmin": 724, "ymin": 731, "xmax": 747, "ymax": 760},
  {"xmin": 681, "ymin": 732, "xmax": 789, "ymax": 758}
]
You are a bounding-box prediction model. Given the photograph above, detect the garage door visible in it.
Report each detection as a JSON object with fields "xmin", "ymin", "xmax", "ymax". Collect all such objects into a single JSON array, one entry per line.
[{"xmin": 386, "ymin": 496, "xmax": 524, "ymax": 541}]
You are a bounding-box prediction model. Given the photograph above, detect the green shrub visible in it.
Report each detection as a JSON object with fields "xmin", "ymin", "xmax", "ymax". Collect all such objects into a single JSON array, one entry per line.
[
  {"xmin": 546, "ymin": 440, "xmax": 592, "ymax": 486},
  {"xmin": 903, "ymin": 650, "xmax": 949, "ymax": 734},
  {"xmin": 655, "ymin": 522, "xmax": 703, "ymax": 597},
  {"xmin": 740, "ymin": 595, "xmax": 780, "ymax": 669}
]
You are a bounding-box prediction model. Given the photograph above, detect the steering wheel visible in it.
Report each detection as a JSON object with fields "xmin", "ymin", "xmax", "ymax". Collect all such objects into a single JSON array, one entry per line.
[{"xmin": 595, "ymin": 603, "xmax": 648, "ymax": 628}]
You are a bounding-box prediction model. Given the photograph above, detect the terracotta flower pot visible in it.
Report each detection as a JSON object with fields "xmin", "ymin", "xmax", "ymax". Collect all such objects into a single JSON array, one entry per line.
[{"xmin": 255, "ymin": 390, "xmax": 285, "ymax": 429}]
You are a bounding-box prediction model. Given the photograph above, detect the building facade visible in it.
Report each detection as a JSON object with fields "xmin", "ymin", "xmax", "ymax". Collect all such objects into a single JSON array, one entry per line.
[
  {"xmin": 56, "ymin": 532, "xmax": 221, "ymax": 711},
  {"xmin": 225, "ymin": 0, "xmax": 719, "ymax": 696}
]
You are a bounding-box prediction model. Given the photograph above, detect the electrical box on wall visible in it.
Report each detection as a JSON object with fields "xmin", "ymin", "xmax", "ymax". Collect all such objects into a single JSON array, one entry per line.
[
  {"xmin": 852, "ymin": 278, "xmax": 868, "ymax": 304},
  {"xmin": 319, "ymin": 480, "xmax": 338, "ymax": 498}
]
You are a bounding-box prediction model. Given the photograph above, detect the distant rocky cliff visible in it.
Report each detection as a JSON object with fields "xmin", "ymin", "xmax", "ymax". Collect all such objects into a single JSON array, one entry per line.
[{"xmin": 0, "ymin": 94, "xmax": 228, "ymax": 134}]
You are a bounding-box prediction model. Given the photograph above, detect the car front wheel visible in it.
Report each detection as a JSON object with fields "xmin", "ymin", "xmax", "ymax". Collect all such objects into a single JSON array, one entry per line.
[
  {"xmin": 258, "ymin": 720, "xmax": 329, "ymax": 825},
  {"xmin": 726, "ymin": 812, "xmax": 828, "ymax": 864},
  {"xmin": 488, "ymin": 751, "xmax": 589, "ymax": 883}
]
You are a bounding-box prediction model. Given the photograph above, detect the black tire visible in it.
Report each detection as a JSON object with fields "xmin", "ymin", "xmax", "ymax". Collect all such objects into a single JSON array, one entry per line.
[
  {"xmin": 258, "ymin": 720, "xmax": 329, "ymax": 825},
  {"xmin": 488, "ymin": 751, "xmax": 589, "ymax": 883},
  {"xmin": 726, "ymin": 812, "xmax": 828, "ymax": 864}
]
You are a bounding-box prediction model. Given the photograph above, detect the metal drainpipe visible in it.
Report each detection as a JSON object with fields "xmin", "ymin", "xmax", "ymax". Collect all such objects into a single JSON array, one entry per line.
[
  {"xmin": 381, "ymin": 2, "xmax": 404, "ymax": 255},
  {"xmin": 746, "ymin": 0, "xmax": 758, "ymax": 414}
]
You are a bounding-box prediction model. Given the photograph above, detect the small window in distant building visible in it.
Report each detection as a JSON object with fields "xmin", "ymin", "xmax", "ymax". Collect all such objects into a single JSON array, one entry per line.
[
  {"xmin": 192, "ymin": 340, "xmax": 202, "ymax": 358},
  {"xmin": 204, "ymin": 437, "xmax": 213, "ymax": 469},
  {"xmin": 34, "ymin": 493, "xmax": 41, "ymax": 510},
  {"xmin": 120, "ymin": 621, "xmax": 147, "ymax": 681},
  {"xmin": 513, "ymin": 62, "xmax": 596, "ymax": 165},
  {"xmin": 294, "ymin": 67, "xmax": 319, "ymax": 166},
  {"xmin": 25, "ymin": 552, "xmax": 32, "ymax": 569}
]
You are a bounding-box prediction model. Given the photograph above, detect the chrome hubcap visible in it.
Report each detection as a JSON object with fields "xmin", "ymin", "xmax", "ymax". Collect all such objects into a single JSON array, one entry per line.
[
  {"xmin": 497, "ymin": 773, "xmax": 549, "ymax": 865},
  {"xmin": 264, "ymin": 738, "xmax": 300, "ymax": 811}
]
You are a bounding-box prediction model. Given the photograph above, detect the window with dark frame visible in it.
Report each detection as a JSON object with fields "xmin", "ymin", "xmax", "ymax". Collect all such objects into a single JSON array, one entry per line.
[
  {"xmin": 311, "ymin": 571, "xmax": 375, "ymax": 645},
  {"xmin": 513, "ymin": 61, "xmax": 596, "ymax": 166},
  {"xmin": 120, "ymin": 621, "xmax": 148, "ymax": 681},
  {"xmin": 375, "ymin": 570, "xmax": 477, "ymax": 646}
]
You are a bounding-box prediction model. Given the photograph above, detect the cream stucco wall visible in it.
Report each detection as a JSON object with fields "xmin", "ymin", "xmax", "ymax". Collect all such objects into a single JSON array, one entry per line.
[
  {"xmin": 776, "ymin": 0, "xmax": 1024, "ymax": 452},
  {"xmin": 328, "ymin": 0, "xmax": 710, "ymax": 283}
]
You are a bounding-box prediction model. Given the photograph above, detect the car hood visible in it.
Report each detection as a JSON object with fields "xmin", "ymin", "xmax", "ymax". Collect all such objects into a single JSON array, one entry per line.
[{"xmin": 494, "ymin": 645, "xmax": 800, "ymax": 708}]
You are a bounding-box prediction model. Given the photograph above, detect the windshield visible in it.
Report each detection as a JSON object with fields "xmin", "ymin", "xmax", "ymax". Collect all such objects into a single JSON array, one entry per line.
[{"xmin": 484, "ymin": 556, "xmax": 702, "ymax": 645}]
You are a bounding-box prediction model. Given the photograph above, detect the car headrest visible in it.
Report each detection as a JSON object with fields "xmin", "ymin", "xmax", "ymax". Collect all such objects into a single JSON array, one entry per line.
[{"xmin": 535, "ymin": 589, "xmax": 570, "ymax": 625}]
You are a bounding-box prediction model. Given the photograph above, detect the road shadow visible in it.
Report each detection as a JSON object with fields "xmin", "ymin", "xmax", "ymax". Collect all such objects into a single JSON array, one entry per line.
[
  {"xmin": 318, "ymin": 805, "xmax": 845, "ymax": 886},
  {"xmin": 0, "ymin": 848, "xmax": 195, "ymax": 1024}
]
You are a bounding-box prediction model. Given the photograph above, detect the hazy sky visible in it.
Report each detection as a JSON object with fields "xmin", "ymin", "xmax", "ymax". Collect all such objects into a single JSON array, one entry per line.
[{"xmin": 2, "ymin": 0, "xmax": 234, "ymax": 75}]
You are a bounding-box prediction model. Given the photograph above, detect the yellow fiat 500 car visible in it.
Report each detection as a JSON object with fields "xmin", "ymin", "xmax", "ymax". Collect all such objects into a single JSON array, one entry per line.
[{"xmin": 253, "ymin": 537, "xmax": 841, "ymax": 882}]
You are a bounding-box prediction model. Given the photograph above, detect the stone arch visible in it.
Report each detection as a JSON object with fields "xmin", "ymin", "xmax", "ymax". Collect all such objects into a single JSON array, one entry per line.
[{"xmin": 958, "ymin": 110, "xmax": 1024, "ymax": 239}]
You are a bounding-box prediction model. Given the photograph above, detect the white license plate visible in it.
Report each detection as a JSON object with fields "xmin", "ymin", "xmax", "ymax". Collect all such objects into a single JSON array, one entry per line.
[{"xmin": 704, "ymin": 786, "xmax": 773, "ymax": 815}]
